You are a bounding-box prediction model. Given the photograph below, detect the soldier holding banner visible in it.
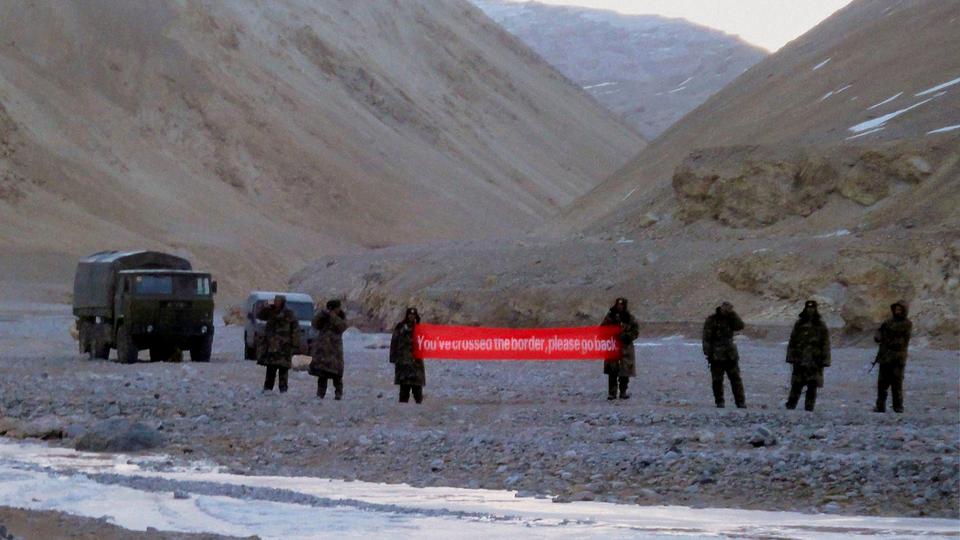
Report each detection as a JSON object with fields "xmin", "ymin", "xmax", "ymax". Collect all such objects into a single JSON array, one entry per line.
[
  {"xmin": 601, "ymin": 297, "xmax": 639, "ymax": 400},
  {"xmin": 391, "ymin": 307, "xmax": 426, "ymax": 404}
]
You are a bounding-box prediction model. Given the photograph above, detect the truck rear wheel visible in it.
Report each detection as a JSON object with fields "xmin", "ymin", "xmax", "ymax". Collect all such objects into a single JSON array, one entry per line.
[
  {"xmin": 116, "ymin": 324, "xmax": 138, "ymax": 364},
  {"xmin": 191, "ymin": 336, "xmax": 212, "ymax": 362}
]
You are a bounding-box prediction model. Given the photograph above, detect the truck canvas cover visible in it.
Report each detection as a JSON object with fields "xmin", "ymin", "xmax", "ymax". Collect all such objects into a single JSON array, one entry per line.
[{"xmin": 73, "ymin": 251, "xmax": 192, "ymax": 315}]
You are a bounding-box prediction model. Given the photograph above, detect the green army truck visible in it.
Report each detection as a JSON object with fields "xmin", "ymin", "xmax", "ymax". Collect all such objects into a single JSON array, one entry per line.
[{"xmin": 73, "ymin": 250, "xmax": 217, "ymax": 363}]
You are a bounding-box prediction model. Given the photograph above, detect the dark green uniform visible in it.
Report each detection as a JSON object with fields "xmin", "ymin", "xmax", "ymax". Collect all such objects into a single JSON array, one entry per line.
[
  {"xmin": 256, "ymin": 301, "xmax": 301, "ymax": 393},
  {"xmin": 309, "ymin": 301, "xmax": 348, "ymax": 400},
  {"xmin": 390, "ymin": 308, "xmax": 425, "ymax": 404},
  {"xmin": 785, "ymin": 301, "xmax": 830, "ymax": 411},
  {"xmin": 874, "ymin": 302, "xmax": 912, "ymax": 413},
  {"xmin": 702, "ymin": 304, "xmax": 746, "ymax": 408},
  {"xmin": 601, "ymin": 298, "xmax": 639, "ymax": 400}
]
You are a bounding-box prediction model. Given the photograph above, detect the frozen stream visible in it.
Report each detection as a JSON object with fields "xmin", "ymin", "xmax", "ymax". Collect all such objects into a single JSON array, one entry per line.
[{"xmin": 0, "ymin": 440, "xmax": 957, "ymax": 539}]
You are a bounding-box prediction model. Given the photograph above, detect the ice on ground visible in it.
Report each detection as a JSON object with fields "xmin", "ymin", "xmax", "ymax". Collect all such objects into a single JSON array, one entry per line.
[
  {"xmin": 583, "ymin": 82, "xmax": 617, "ymax": 90},
  {"xmin": 845, "ymin": 127, "xmax": 885, "ymax": 140},
  {"xmin": 926, "ymin": 124, "xmax": 960, "ymax": 135},
  {"xmin": 812, "ymin": 58, "xmax": 832, "ymax": 71},
  {"xmin": 915, "ymin": 75, "xmax": 960, "ymax": 96},
  {"xmin": 3, "ymin": 440, "xmax": 956, "ymax": 540},
  {"xmin": 848, "ymin": 98, "xmax": 934, "ymax": 133},
  {"xmin": 0, "ymin": 439, "xmax": 960, "ymax": 539},
  {"xmin": 867, "ymin": 92, "xmax": 903, "ymax": 110}
]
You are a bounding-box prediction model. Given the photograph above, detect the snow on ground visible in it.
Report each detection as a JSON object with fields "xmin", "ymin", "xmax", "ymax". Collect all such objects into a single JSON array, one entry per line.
[
  {"xmin": 0, "ymin": 440, "xmax": 957, "ymax": 540},
  {"xmin": 845, "ymin": 127, "xmax": 885, "ymax": 140},
  {"xmin": 583, "ymin": 82, "xmax": 617, "ymax": 90},
  {"xmin": 812, "ymin": 58, "xmax": 832, "ymax": 71},
  {"xmin": 848, "ymin": 98, "xmax": 934, "ymax": 133},
  {"xmin": 926, "ymin": 124, "xmax": 960, "ymax": 135},
  {"xmin": 820, "ymin": 84, "xmax": 852, "ymax": 102},
  {"xmin": 867, "ymin": 92, "xmax": 903, "ymax": 110},
  {"xmin": 915, "ymin": 75, "xmax": 960, "ymax": 96},
  {"xmin": 813, "ymin": 229, "xmax": 851, "ymax": 239}
]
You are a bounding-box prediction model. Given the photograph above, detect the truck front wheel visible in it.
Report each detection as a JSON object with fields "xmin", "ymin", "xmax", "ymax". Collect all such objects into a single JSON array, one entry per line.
[
  {"xmin": 116, "ymin": 324, "xmax": 138, "ymax": 364},
  {"xmin": 191, "ymin": 336, "xmax": 213, "ymax": 362}
]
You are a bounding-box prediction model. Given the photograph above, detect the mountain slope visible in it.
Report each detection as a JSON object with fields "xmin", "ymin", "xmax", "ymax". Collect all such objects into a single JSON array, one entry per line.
[
  {"xmin": 472, "ymin": 0, "xmax": 767, "ymax": 138},
  {"xmin": 294, "ymin": 0, "xmax": 958, "ymax": 344},
  {"xmin": 560, "ymin": 0, "xmax": 960, "ymax": 234},
  {"xmin": 0, "ymin": 0, "xmax": 642, "ymax": 299}
]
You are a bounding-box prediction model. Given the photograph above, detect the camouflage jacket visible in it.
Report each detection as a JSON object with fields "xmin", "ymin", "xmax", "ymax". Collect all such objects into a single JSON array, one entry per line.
[
  {"xmin": 787, "ymin": 316, "xmax": 830, "ymax": 384},
  {"xmin": 390, "ymin": 321, "xmax": 426, "ymax": 386},
  {"xmin": 255, "ymin": 305, "xmax": 301, "ymax": 368},
  {"xmin": 874, "ymin": 317, "xmax": 912, "ymax": 366},
  {"xmin": 601, "ymin": 310, "xmax": 639, "ymax": 378},
  {"xmin": 309, "ymin": 309, "xmax": 348, "ymax": 377},
  {"xmin": 702, "ymin": 311, "xmax": 744, "ymax": 363}
]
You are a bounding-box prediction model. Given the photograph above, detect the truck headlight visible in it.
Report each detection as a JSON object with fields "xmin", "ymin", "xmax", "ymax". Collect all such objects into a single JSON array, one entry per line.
[
  {"xmin": 147, "ymin": 325, "xmax": 154, "ymax": 333},
  {"xmin": 201, "ymin": 325, "xmax": 208, "ymax": 334},
  {"xmin": 95, "ymin": 317, "xmax": 102, "ymax": 324}
]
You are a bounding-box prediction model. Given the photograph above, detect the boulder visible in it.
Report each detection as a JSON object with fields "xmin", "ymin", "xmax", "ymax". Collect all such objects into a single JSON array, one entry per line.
[{"xmin": 74, "ymin": 419, "xmax": 163, "ymax": 452}]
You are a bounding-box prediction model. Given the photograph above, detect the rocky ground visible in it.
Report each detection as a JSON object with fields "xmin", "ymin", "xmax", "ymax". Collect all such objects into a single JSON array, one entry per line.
[{"xmin": 0, "ymin": 304, "xmax": 957, "ymax": 523}]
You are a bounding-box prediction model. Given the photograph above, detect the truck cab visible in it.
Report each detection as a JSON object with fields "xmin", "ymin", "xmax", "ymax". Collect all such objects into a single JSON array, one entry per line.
[{"xmin": 243, "ymin": 291, "xmax": 316, "ymax": 360}]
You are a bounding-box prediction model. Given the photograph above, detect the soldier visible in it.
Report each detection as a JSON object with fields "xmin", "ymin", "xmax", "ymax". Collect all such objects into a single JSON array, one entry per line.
[
  {"xmin": 601, "ymin": 297, "xmax": 639, "ymax": 400},
  {"xmin": 390, "ymin": 307, "xmax": 426, "ymax": 404},
  {"xmin": 309, "ymin": 299, "xmax": 348, "ymax": 400},
  {"xmin": 256, "ymin": 294, "xmax": 301, "ymax": 394},
  {"xmin": 702, "ymin": 301, "xmax": 746, "ymax": 408},
  {"xmin": 785, "ymin": 300, "xmax": 831, "ymax": 411},
  {"xmin": 873, "ymin": 302, "xmax": 912, "ymax": 413}
]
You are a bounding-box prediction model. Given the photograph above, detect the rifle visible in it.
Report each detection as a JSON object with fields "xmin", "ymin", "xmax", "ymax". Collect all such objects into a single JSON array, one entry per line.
[{"xmin": 867, "ymin": 358, "xmax": 879, "ymax": 373}]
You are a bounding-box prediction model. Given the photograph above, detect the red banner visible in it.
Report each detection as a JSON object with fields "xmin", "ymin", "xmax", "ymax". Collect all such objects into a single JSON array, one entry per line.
[{"xmin": 412, "ymin": 324, "xmax": 623, "ymax": 361}]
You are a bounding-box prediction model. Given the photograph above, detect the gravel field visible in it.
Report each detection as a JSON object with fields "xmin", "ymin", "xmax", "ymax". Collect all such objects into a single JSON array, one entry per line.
[{"xmin": 1, "ymin": 304, "xmax": 958, "ymax": 524}]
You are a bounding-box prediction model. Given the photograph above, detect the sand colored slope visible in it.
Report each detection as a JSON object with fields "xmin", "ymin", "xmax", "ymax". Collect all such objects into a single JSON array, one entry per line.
[{"xmin": 0, "ymin": 0, "xmax": 642, "ymax": 299}]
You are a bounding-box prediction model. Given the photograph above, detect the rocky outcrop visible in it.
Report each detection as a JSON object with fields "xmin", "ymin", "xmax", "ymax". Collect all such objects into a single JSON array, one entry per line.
[
  {"xmin": 718, "ymin": 241, "xmax": 959, "ymax": 342},
  {"xmin": 673, "ymin": 143, "xmax": 943, "ymax": 228}
]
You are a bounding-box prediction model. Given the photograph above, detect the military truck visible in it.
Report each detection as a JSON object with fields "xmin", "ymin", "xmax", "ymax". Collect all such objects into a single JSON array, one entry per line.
[{"xmin": 73, "ymin": 250, "xmax": 217, "ymax": 363}]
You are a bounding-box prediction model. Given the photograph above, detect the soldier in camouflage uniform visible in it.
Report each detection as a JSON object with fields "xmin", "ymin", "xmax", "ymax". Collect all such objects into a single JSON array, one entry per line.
[
  {"xmin": 702, "ymin": 301, "xmax": 746, "ymax": 408},
  {"xmin": 390, "ymin": 307, "xmax": 426, "ymax": 404},
  {"xmin": 785, "ymin": 300, "xmax": 831, "ymax": 411},
  {"xmin": 601, "ymin": 297, "xmax": 640, "ymax": 400},
  {"xmin": 309, "ymin": 300, "xmax": 348, "ymax": 400},
  {"xmin": 873, "ymin": 302, "xmax": 912, "ymax": 413},
  {"xmin": 256, "ymin": 295, "xmax": 301, "ymax": 393}
]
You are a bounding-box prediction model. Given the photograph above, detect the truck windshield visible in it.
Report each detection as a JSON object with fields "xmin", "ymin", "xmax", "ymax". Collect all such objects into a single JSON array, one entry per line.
[{"xmin": 133, "ymin": 275, "xmax": 212, "ymax": 296}]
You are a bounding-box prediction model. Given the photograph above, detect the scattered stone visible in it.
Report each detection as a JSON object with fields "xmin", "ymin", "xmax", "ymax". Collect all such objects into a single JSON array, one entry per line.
[
  {"xmin": 750, "ymin": 425, "xmax": 777, "ymax": 448},
  {"xmin": 74, "ymin": 419, "xmax": 163, "ymax": 452}
]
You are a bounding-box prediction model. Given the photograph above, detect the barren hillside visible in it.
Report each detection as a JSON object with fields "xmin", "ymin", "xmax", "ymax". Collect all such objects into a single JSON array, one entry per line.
[
  {"xmin": 0, "ymin": 0, "xmax": 642, "ymax": 300},
  {"xmin": 294, "ymin": 0, "xmax": 958, "ymax": 345},
  {"xmin": 560, "ymin": 0, "xmax": 960, "ymax": 233},
  {"xmin": 472, "ymin": 0, "xmax": 767, "ymax": 138}
]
